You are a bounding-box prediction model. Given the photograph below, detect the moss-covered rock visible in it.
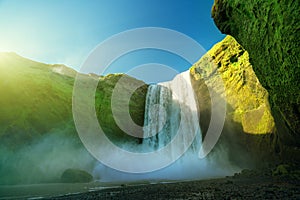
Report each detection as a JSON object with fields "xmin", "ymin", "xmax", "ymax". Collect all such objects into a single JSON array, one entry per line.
[
  {"xmin": 61, "ymin": 168, "xmax": 93, "ymax": 183},
  {"xmin": 190, "ymin": 36, "xmax": 278, "ymax": 167},
  {"xmin": 95, "ymin": 74, "xmax": 148, "ymax": 144},
  {"xmin": 211, "ymin": 0, "xmax": 300, "ymax": 149},
  {"xmin": 190, "ymin": 35, "xmax": 275, "ymax": 135},
  {"xmin": 272, "ymin": 164, "xmax": 290, "ymax": 176}
]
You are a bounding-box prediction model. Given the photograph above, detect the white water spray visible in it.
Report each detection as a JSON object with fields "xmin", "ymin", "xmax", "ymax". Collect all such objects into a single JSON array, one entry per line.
[
  {"xmin": 142, "ymin": 71, "xmax": 201, "ymax": 154},
  {"xmin": 94, "ymin": 70, "xmax": 238, "ymax": 182}
]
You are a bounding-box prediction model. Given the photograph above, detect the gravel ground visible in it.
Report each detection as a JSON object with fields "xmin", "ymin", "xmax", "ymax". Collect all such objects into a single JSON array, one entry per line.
[{"xmin": 46, "ymin": 176, "xmax": 300, "ymax": 200}]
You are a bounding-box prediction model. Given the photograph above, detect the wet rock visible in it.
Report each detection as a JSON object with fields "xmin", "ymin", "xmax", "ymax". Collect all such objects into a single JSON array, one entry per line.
[{"xmin": 61, "ymin": 168, "xmax": 93, "ymax": 183}]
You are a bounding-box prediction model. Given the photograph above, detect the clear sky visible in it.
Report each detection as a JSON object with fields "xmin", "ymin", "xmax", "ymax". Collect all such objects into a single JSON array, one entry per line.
[{"xmin": 0, "ymin": 0, "xmax": 225, "ymax": 75}]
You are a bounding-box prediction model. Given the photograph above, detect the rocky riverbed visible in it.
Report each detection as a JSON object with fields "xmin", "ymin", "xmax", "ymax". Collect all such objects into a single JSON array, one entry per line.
[
  {"xmin": 45, "ymin": 178, "xmax": 299, "ymax": 200},
  {"xmin": 46, "ymin": 168, "xmax": 299, "ymax": 200},
  {"xmin": 1, "ymin": 165, "xmax": 299, "ymax": 200}
]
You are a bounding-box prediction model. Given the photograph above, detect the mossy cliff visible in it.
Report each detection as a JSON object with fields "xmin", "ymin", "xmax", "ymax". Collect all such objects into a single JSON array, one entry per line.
[
  {"xmin": 190, "ymin": 36, "xmax": 278, "ymax": 166},
  {"xmin": 211, "ymin": 0, "xmax": 300, "ymax": 149},
  {"xmin": 96, "ymin": 74, "xmax": 148, "ymax": 144},
  {"xmin": 191, "ymin": 35, "xmax": 275, "ymax": 135}
]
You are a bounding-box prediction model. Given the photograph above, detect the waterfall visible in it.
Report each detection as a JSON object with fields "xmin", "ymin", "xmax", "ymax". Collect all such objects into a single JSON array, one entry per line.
[
  {"xmin": 142, "ymin": 70, "xmax": 201, "ymax": 154},
  {"xmin": 94, "ymin": 70, "xmax": 239, "ymax": 182},
  {"xmin": 142, "ymin": 84, "xmax": 173, "ymax": 149}
]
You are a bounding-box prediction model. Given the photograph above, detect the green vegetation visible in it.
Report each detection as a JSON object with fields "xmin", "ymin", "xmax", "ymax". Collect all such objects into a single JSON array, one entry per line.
[
  {"xmin": 190, "ymin": 36, "xmax": 277, "ymax": 167},
  {"xmin": 0, "ymin": 52, "xmax": 75, "ymax": 148},
  {"xmin": 0, "ymin": 52, "xmax": 148, "ymax": 184},
  {"xmin": 0, "ymin": 52, "xmax": 147, "ymax": 148},
  {"xmin": 61, "ymin": 168, "xmax": 93, "ymax": 183},
  {"xmin": 190, "ymin": 36, "xmax": 275, "ymax": 135},
  {"xmin": 212, "ymin": 0, "xmax": 300, "ymax": 148},
  {"xmin": 95, "ymin": 74, "xmax": 148, "ymax": 144}
]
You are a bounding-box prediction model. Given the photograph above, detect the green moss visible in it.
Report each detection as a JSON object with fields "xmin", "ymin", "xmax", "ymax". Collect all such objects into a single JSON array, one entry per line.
[
  {"xmin": 212, "ymin": 0, "xmax": 300, "ymax": 146},
  {"xmin": 61, "ymin": 168, "xmax": 93, "ymax": 183},
  {"xmin": 272, "ymin": 164, "xmax": 289, "ymax": 176},
  {"xmin": 95, "ymin": 74, "xmax": 148, "ymax": 144},
  {"xmin": 190, "ymin": 36, "xmax": 275, "ymax": 135}
]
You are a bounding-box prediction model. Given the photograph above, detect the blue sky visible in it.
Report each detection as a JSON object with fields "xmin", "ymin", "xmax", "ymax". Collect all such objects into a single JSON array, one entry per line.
[{"xmin": 0, "ymin": 0, "xmax": 225, "ymax": 75}]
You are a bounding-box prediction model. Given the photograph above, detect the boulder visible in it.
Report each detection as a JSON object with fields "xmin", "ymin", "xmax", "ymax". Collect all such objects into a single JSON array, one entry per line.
[{"xmin": 61, "ymin": 168, "xmax": 93, "ymax": 183}]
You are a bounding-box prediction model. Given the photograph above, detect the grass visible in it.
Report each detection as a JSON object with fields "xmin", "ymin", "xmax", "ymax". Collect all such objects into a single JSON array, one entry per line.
[{"xmin": 0, "ymin": 52, "xmax": 148, "ymax": 148}]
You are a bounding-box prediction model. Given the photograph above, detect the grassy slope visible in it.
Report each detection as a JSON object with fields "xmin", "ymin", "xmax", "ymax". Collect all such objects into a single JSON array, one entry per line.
[
  {"xmin": 0, "ymin": 53, "xmax": 148, "ymax": 184},
  {"xmin": 0, "ymin": 53, "xmax": 75, "ymax": 147},
  {"xmin": 0, "ymin": 52, "xmax": 148, "ymax": 148}
]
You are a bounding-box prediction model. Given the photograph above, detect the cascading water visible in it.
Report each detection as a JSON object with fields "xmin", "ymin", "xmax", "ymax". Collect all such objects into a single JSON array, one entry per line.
[
  {"xmin": 142, "ymin": 84, "xmax": 173, "ymax": 150},
  {"xmin": 94, "ymin": 70, "xmax": 239, "ymax": 182},
  {"xmin": 142, "ymin": 71, "xmax": 201, "ymax": 155}
]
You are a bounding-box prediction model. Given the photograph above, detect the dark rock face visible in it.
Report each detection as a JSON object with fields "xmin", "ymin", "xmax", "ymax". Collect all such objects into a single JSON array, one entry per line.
[
  {"xmin": 61, "ymin": 168, "xmax": 93, "ymax": 183},
  {"xmin": 212, "ymin": 0, "xmax": 300, "ymax": 150}
]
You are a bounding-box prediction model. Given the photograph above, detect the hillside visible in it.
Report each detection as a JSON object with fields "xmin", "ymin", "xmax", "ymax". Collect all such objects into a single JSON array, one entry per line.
[
  {"xmin": 0, "ymin": 52, "xmax": 76, "ymax": 147},
  {"xmin": 0, "ymin": 52, "xmax": 148, "ymax": 184}
]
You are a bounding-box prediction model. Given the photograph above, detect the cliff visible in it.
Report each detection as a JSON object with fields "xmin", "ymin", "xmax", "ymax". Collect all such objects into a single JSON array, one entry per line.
[
  {"xmin": 190, "ymin": 36, "xmax": 277, "ymax": 166},
  {"xmin": 191, "ymin": 35, "xmax": 275, "ymax": 135},
  {"xmin": 211, "ymin": 0, "xmax": 300, "ymax": 151}
]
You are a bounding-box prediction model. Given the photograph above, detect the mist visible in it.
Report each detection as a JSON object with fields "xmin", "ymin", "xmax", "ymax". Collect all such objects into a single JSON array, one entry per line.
[
  {"xmin": 0, "ymin": 127, "xmax": 246, "ymax": 185},
  {"xmin": 92, "ymin": 141, "xmax": 241, "ymax": 183},
  {"xmin": 0, "ymin": 129, "xmax": 96, "ymax": 185}
]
